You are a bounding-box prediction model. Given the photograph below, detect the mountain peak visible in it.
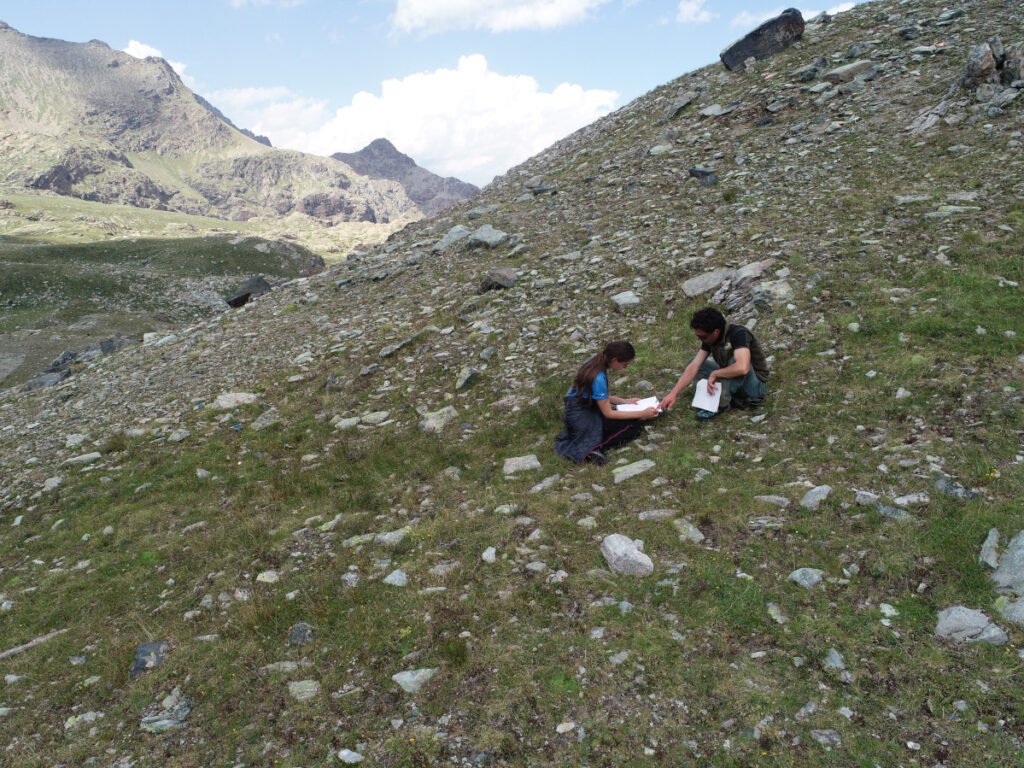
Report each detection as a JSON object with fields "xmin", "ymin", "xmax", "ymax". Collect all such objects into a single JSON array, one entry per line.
[{"xmin": 333, "ymin": 139, "xmax": 477, "ymax": 215}]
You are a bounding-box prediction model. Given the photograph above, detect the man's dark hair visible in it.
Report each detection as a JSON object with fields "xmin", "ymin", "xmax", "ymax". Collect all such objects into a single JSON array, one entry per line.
[{"xmin": 690, "ymin": 307, "xmax": 726, "ymax": 335}]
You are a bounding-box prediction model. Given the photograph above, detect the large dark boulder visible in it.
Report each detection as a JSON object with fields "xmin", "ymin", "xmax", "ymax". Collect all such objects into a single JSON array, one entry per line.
[
  {"xmin": 720, "ymin": 9, "xmax": 805, "ymax": 71},
  {"xmin": 226, "ymin": 275, "xmax": 273, "ymax": 308},
  {"xmin": 24, "ymin": 369, "xmax": 71, "ymax": 391}
]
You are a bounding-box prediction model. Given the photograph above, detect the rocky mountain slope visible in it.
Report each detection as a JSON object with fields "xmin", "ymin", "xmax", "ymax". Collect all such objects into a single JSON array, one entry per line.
[
  {"xmin": 333, "ymin": 138, "xmax": 479, "ymax": 216},
  {"xmin": 0, "ymin": 21, "xmax": 419, "ymax": 224},
  {"xmin": 0, "ymin": 0, "xmax": 1022, "ymax": 765}
]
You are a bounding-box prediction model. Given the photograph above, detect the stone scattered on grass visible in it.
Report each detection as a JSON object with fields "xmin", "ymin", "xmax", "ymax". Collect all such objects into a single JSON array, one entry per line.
[
  {"xmin": 130, "ymin": 642, "xmax": 169, "ymax": 678},
  {"xmin": 288, "ymin": 623, "xmax": 315, "ymax": 646},
  {"xmin": 419, "ymin": 406, "xmax": 458, "ymax": 433},
  {"xmin": 213, "ymin": 392, "xmax": 257, "ymax": 410},
  {"xmin": 288, "ymin": 680, "xmax": 320, "ymax": 701},
  {"xmin": 140, "ymin": 690, "xmax": 192, "ymax": 733},
  {"xmin": 935, "ymin": 606, "xmax": 1008, "ymax": 645},
  {"xmin": 504, "ymin": 455, "xmax": 541, "ymax": 475},
  {"xmin": 673, "ymin": 518, "xmax": 705, "ymax": 543},
  {"xmin": 601, "ymin": 534, "xmax": 654, "ymax": 577},
  {"xmin": 612, "ymin": 459, "xmax": 655, "ymax": 484},
  {"xmin": 991, "ymin": 531, "xmax": 1024, "ymax": 593},
  {"xmin": 392, "ymin": 668, "xmax": 438, "ymax": 693},
  {"xmin": 789, "ymin": 568, "xmax": 825, "ymax": 589},
  {"xmin": 979, "ymin": 528, "xmax": 1000, "ymax": 571},
  {"xmin": 800, "ymin": 485, "xmax": 831, "ymax": 510}
]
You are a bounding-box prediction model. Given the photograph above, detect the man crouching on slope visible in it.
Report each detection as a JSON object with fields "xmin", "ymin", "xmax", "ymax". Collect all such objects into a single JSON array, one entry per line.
[{"xmin": 659, "ymin": 307, "xmax": 770, "ymax": 420}]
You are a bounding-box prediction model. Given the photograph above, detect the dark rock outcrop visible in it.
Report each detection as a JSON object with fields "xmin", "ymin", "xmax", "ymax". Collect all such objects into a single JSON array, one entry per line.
[
  {"xmin": 720, "ymin": 9, "xmax": 805, "ymax": 71},
  {"xmin": 226, "ymin": 275, "xmax": 273, "ymax": 308}
]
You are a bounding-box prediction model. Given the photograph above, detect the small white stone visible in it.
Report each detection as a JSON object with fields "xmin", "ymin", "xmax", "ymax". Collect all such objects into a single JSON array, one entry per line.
[
  {"xmin": 556, "ymin": 721, "xmax": 576, "ymax": 734},
  {"xmin": 482, "ymin": 547, "xmax": 496, "ymax": 563}
]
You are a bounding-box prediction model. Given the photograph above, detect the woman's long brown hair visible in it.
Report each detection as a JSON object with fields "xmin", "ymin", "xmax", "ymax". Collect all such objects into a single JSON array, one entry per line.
[{"xmin": 571, "ymin": 340, "xmax": 635, "ymax": 404}]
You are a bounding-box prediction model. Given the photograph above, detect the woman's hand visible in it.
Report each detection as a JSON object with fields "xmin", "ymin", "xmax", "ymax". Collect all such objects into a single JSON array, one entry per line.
[
  {"xmin": 622, "ymin": 397, "xmax": 641, "ymax": 405},
  {"xmin": 639, "ymin": 406, "xmax": 660, "ymax": 419}
]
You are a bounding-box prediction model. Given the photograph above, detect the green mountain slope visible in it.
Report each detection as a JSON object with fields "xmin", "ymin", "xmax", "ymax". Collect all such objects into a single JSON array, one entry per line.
[{"xmin": 0, "ymin": 21, "xmax": 420, "ymax": 225}]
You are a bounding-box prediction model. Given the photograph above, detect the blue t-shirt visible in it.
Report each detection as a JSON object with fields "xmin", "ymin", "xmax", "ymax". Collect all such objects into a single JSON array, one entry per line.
[{"xmin": 568, "ymin": 370, "xmax": 608, "ymax": 400}]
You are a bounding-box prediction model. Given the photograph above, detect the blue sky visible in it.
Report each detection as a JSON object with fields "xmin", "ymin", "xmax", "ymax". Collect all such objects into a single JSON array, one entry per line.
[{"xmin": 2, "ymin": 0, "xmax": 859, "ymax": 185}]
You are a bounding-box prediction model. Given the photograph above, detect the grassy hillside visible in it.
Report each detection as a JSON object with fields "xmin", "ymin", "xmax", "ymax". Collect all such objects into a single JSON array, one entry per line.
[
  {"xmin": 0, "ymin": 0, "xmax": 1022, "ymax": 766},
  {"xmin": 0, "ymin": 192, "xmax": 407, "ymax": 386}
]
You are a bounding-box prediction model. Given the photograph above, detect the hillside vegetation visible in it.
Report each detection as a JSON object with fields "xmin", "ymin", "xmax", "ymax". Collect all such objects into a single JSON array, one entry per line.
[{"xmin": 1, "ymin": 0, "xmax": 1023, "ymax": 766}]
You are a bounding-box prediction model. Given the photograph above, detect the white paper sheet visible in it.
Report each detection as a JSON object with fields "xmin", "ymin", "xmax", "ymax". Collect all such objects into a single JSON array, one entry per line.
[
  {"xmin": 690, "ymin": 379, "xmax": 722, "ymax": 412},
  {"xmin": 616, "ymin": 396, "xmax": 661, "ymax": 413}
]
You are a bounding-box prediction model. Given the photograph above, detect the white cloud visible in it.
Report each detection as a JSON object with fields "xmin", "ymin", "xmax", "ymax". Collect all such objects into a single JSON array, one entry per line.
[
  {"xmin": 209, "ymin": 54, "xmax": 617, "ymax": 186},
  {"xmin": 731, "ymin": 3, "xmax": 857, "ymax": 29},
  {"xmin": 123, "ymin": 40, "xmax": 194, "ymax": 87},
  {"xmin": 392, "ymin": 0, "xmax": 613, "ymax": 34},
  {"xmin": 676, "ymin": 0, "xmax": 715, "ymax": 24}
]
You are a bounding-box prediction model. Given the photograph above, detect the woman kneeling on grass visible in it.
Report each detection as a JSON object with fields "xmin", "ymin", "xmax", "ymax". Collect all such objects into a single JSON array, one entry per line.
[{"xmin": 554, "ymin": 341, "xmax": 659, "ymax": 466}]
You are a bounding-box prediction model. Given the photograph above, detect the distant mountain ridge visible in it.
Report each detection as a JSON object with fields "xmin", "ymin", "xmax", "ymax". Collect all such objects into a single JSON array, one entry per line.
[
  {"xmin": 0, "ymin": 21, "xmax": 448, "ymax": 223},
  {"xmin": 333, "ymin": 138, "xmax": 478, "ymax": 215}
]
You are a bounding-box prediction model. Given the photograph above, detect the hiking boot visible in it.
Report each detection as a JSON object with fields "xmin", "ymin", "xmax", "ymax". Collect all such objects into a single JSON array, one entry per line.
[
  {"xmin": 695, "ymin": 403, "xmax": 730, "ymax": 421},
  {"xmin": 585, "ymin": 450, "xmax": 608, "ymax": 466}
]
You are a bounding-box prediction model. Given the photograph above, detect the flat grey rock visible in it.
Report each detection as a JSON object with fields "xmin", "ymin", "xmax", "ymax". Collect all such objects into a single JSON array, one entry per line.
[
  {"xmin": 823, "ymin": 648, "xmax": 846, "ymax": 670},
  {"xmin": 250, "ymin": 409, "xmax": 281, "ymax": 431},
  {"xmin": 431, "ymin": 225, "xmax": 471, "ymax": 253},
  {"xmin": 504, "ymin": 454, "xmax": 541, "ymax": 475},
  {"xmin": 876, "ymin": 503, "xmax": 915, "ymax": 522},
  {"xmin": 392, "ymin": 667, "xmax": 438, "ymax": 693},
  {"xmin": 824, "ymin": 60, "xmax": 873, "ymax": 84},
  {"xmin": 130, "ymin": 642, "xmax": 169, "ymax": 678},
  {"xmin": 613, "ymin": 459, "xmax": 655, "ymax": 484},
  {"xmin": 63, "ymin": 452, "xmax": 101, "ymax": 466},
  {"xmin": 288, "ymin": 680, "xmax": 320, "ymax": 701},
  {"xmin": 754, "ymin": 495, "xmax": 790, "ymax": 509},
  {"xmin": 934, "ymin": 473, "xmax": 980, "ymax": 500},
  {"xmin": 979, "ymin": 528, "xmax": 1000, "ymax": 571},
  {"xmin": 800, "ymin": 485, "xmax": 831, "ymax": 510},
  {"xmin": 601, "ymin": 534, "xmax": 654, "ymax": 577},
  {"xmin": 140, "ymin": 698, "xmax": 192, "ymax": 733},
  {"xmin": 682, "ymin": 269, "xmax": 733, "ymax": 298},
  {"xmin": 935, "ymin": 606, "xmax": 1007, "ymax": 645},
  {"xmin": 610, "ymin": 290, "xmax": 641, "ymax": 308},
  {"xmin": 466, "ymin": 224, "xmax": 509, "ymax": 249},
  {"xmin": 419, "ymin": 405, "xmax": 458, "ymax": 433},
  {"xmin": 893, "ymin": 492, "xmax": 929, "ymax": 507},
  {"xmin": 673, "ymin": 518, "xmax": 705, "ymax": 544},
  {"xmin": 638, "ymin": 509, "xmax": 676, "ymax": 521},
  {"xmin": 288, "ymin": 622, "xmax": 315, "ymax": 646},
  {"xmin": 811, "ymin": 729, "xmax": 842, "ymax": 747},
  {"xmin": 212, "ymin": 392, "xmax": 257, "ymax": 409},
  {"xmin": 751, "ymin": 279, "xmax": 793, "ymax": 307},
  {"xmin": 789, "ymin": 568, "xmax": 825, "ymax": 589},
  {"xmin": 991, "ymin": 531, "xmax": 1024, "ymax": 593}
]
